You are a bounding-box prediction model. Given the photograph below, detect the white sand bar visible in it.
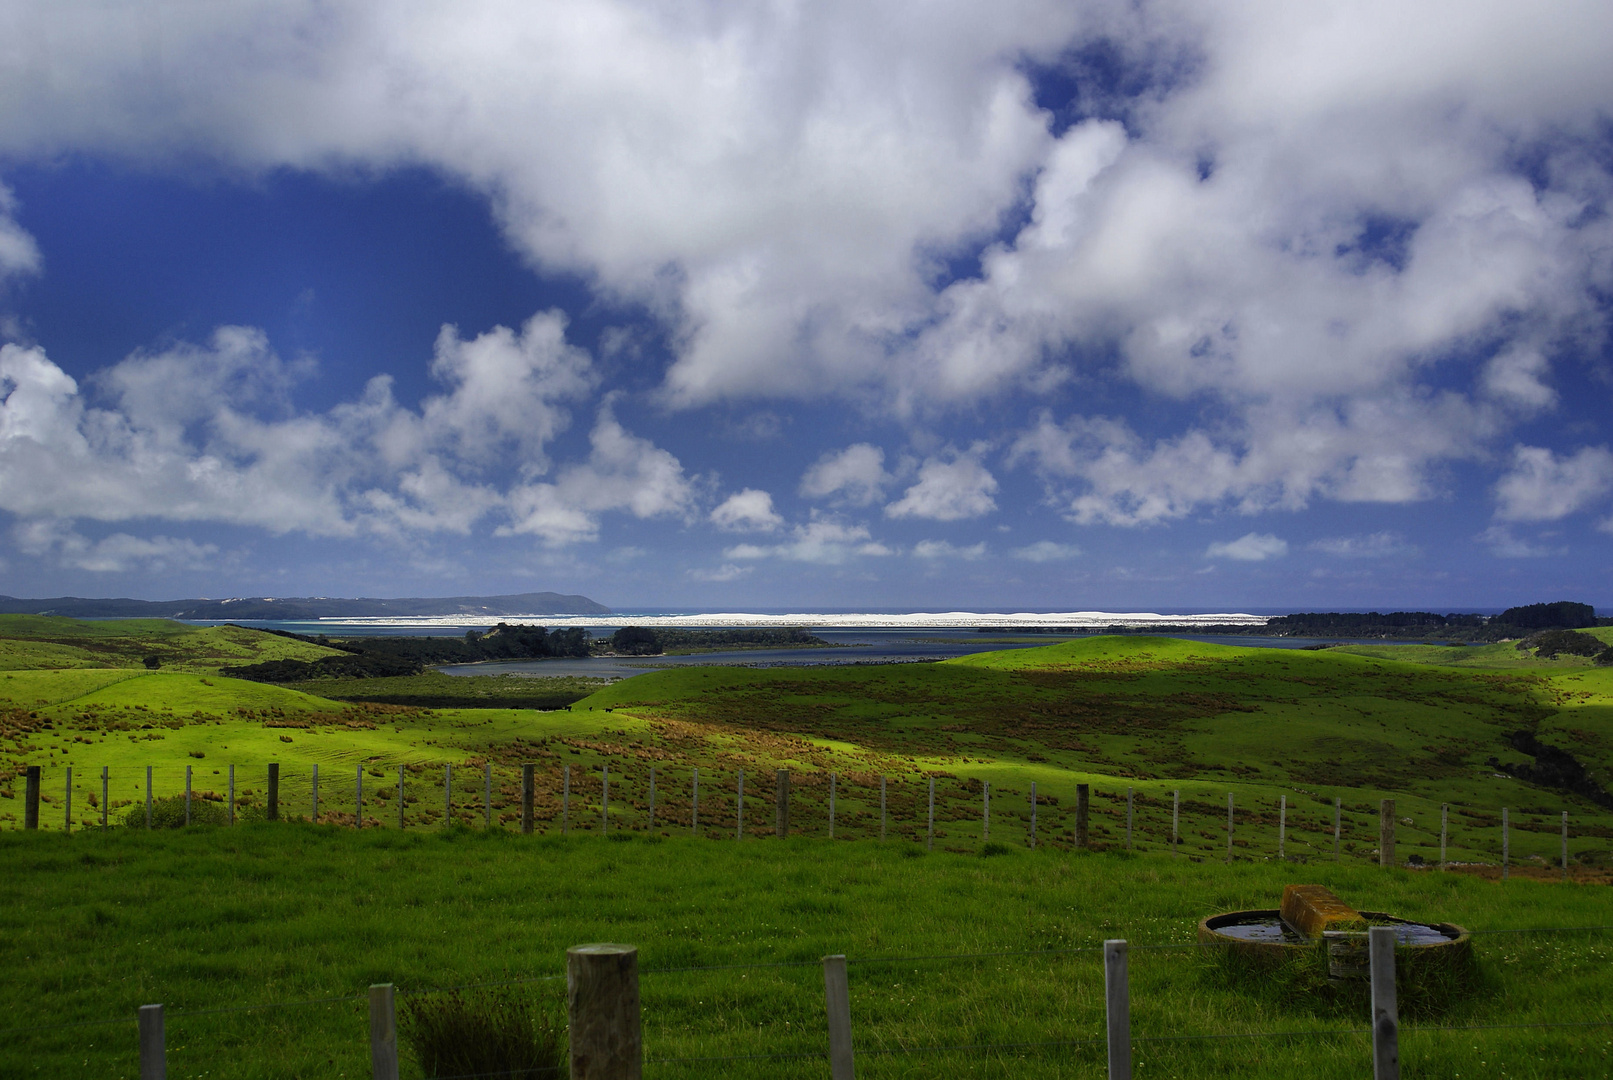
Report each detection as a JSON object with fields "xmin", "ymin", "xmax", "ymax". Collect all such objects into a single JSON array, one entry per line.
[{"xmin": 319, "ymin": 610, "xmax": 1271, "ymax": 630}]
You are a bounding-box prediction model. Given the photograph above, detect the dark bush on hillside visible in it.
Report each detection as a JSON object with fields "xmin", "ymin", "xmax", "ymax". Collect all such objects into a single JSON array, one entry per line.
[
  {"xmin": 401, "ymin": 989, "xmax": 562, "ymax": 1079},
  {"xmin": 221, "ymin": 653, "xmax": 424, "ymax": 682},
  {"xmin": 1597, "ymin": 648, "xmax": 1613, "ymax": 667},
  {"xmin": 1498, "ymin": 601, "xmax": 1598, "ymax": 629},
  {"xmin": 1516, "ymin": 630, "xmax": 1605, "ymax": 659},
  {"xmin": 121, "ymin": 794, "xmax": 232, "ymax": 829},
  {"xmin": 223, "ymin": 623, "xmax": 593, "ymax": 683},
  {"xmin": 610, "ymin": 626, "xmax": 662, "ymax": 655}
]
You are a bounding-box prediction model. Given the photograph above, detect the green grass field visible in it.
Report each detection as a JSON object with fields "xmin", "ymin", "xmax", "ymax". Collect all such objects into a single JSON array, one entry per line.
[
  {"xmin": 4, "ymin": 619, "xmax": 1613, "ymax": 1076},
  {"xmin": 2, "ymin": 828, "xmax": 1609, "ymax": 1079}
]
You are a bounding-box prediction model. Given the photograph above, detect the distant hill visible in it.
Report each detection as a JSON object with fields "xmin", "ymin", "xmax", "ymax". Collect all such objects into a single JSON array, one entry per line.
[{"xmin": 0, "ymin": 592, "xmax": 611, "ymax": 620}]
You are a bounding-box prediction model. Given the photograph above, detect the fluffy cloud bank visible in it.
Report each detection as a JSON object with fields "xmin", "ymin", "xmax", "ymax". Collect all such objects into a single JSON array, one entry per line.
[
  {"xmin": 0, "ymin": 315, "xmax": 692, "ymax": 546},
  {"xmin": 4, "ymin": 0, "xmax": 1613, "ymax": 542}
]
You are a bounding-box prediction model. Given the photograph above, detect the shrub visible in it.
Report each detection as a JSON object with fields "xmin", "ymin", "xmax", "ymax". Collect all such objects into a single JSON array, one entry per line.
[
  {"xmin": 121, "ymin": 794, "xmax": 231, "ymax": 829},
  {"xmin": 401, "ymin": 989, "xmax": 563, "ymax": 1079}
]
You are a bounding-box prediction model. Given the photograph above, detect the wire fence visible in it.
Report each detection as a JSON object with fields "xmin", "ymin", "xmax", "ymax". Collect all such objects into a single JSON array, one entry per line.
[
  {"xmin": 3, "ymin": 759, "xmax": 1601, "ymax": 877},
  {"xmin": 8, "ymin": 925, "xmax": 1611, "ymax": 1078}
]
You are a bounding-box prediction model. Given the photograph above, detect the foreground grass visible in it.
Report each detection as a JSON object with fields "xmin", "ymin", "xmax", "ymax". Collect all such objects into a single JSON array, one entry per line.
[{"xmin": 2, "ymin": 827, "xmax": 1609, "ymax": 1079}]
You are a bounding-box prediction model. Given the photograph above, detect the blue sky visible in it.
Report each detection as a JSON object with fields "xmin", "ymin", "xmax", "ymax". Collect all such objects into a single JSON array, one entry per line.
[{"xmin": 0, "ymin": 1, "xmax": 1610, "ymax": 613}]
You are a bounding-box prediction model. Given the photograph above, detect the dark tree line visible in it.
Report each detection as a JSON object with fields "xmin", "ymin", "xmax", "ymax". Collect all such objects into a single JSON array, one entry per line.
[{"xmin": 223, "ymin": 623, "xmax": 591, "ymax": 683}]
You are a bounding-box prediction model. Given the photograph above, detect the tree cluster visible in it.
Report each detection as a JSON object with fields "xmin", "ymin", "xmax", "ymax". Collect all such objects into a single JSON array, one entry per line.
[{"xmin": 224, "ymin": 623, "xmax": 592, "ymax": 683}]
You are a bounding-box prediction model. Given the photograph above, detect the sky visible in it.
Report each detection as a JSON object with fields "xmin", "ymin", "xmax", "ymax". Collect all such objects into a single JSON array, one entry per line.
[{"xmin": 0, "ymin": 0, "xmax": 1611, "ymax": 613}]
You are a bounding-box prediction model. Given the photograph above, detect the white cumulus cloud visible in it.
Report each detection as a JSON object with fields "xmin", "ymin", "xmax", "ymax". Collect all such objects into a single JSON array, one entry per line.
[
  {"xmin": 800, "ymin": 444, "xmax": 892, "ymax": 507},
  {"xmin": 912, "ymin": 539, "xmax": 987, "ymax": 560},
  {"xmin": 709, "ymin": 488, "xmax": 784, "ymax": 532},
  {"xmin": 1011, "ymin": 540, "xmax": 1082, "ymax": 562},
  {"xmin": 1493, "ymin": 445, "xmax": 1613, "ymax": 521},
  {"xmin": 885, "ymin": 451, "xmax": 998, "ymax": 521},
  {"xmin": 1205, "ymin": 532, "xmax": 1287, "ymax": 561}
]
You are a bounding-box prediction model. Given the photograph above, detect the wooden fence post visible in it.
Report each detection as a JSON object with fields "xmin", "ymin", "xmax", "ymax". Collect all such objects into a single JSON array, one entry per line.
[
  {"xmin": 829, "ymin": 772, "xmax": 837, "ymax": 839},
  {"xmin": 1334, "ymin": 797, "xmax": 1341, "ymax": 861},
  {"xmin": 1369, "ymin": 926, "xmax": 1400, "ymax": 1080},
  {"xmin": 983, "ymin": 779, "xmax": 990, "ymax": 840},
  {"xmin": 1172, "ymin": 790, "xmax": 1179, "ymax": 856},
  {"xmin": 567, "ymin": 944, "xmax": 642, "ymax": 1079},
  {"xmin": 692, "ymin": 768, "xmax": 699, "ymax": 832},
  {"xmin": 1125, "ymin": 787, "xmax": 1133, "ymax": 850},
  {"xmin": 23, "ymin": 764, "xmax": 40, "ymax": 829},
  {"xmin": 1554, "ymin": 815, "xmax": 1567, "ymax": 883},
  {"xmin": 184, "ymin": 766, "xmax": 192, "ymax": 826},
  {"xmin": 736, "ymin": 771, "xmax": 744, "ymax": 839},
  {"xmin": 926, "ymin": 777, "xmax": 934, "ymax": 851},
  {"xmin": 1501, "ymin": 807, "xmax": 1509, "ymax": 880},
  {"xmin": 397, "ymin": 766, "xmax": 405, "ymax": 830},
  {"xmin": 146, "ymin": 766, "xmax": 153, "ymax": 829},
  {"xmin": 522, "ymin": 764, "xmax": 535, "ymax": 835},
  {"xmin": 1379, "ymin": 799, "xmax": 1395, "ymax": 868},
  {"xmin": 312, "ymin": 764, "xmax": 319, "ymax": 824},
  {"xmin": 1075, "ymin": 783, "xmax": 1089, "ymax": 849},
  {"xmin": 101, "ymin": 766, "xmax": 108, "ymax": 831},
  {"xmin": 267, "ymin": 763, "xmax": 280, "ymax": 822},
  {"xmin": 602, "ymin": 765, "xmax": 609, "ymax": 833},
  {"xmin": 356, "ymin": 766, "xmax": 363, "ymax": 828},
  {"xmin": 138, "ymin": 1003, "xmax": 165, "ymax": 1080},
  {"xmin": 1104, "ymin": 940, "xmax": 1131, "ymax": 1080},
  {"xmin": 65, "ymin": 765, "xmax": 72, "ymax": 833},
  {"xmin": 1029, "ymin": 781, "xmax": 1037, "ymax": 848},
  {"xmin": 879, "ymin": 776, "xmax": 887, "ymax": 841},
  {"xmin": 1440, "ymin": 804, "xmax": 1448, "ymax": 870},
  {"xmin": 823, "ymin": 954, "xmax": 855, "ymax": 1080},
  {"xmin": 484, "ymin": 761, "xmax": 492, "ymax": 829},
  {"xmin": 1278, "ymin": 795, "xmax": 1286, "ymax": 860},
  {"xmin": 368, "ymin": 983, "xmax": 398, "ymax": 1080},
  {"xmin": 1225, "ymin": 792, "xmax": 1233, "ymax": 862},
  {"xmin": 775, "ymin": 770, "xmax": 789, "ymax": 838}
]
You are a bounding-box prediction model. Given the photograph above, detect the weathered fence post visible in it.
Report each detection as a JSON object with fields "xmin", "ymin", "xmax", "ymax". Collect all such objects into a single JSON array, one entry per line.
[
  {"xmin": 1029, "ymin": 781, "xmax": 1037, "ymax": 848},
  {"xmin": 312, "ymin": 764, "xmax": 319, "ymax": 823},
  {"xmin": 691, "ymin": 767, "xmax": 699, "ymax": 832},
  {"xmin": 397, "ymin": 766, "xmax": 405, "ymax": 830},
  {"xmin": 64, "ymin": 765, "xmax": 72, "ymax": 833},
  {"xmin": 1104, "ymin": 940, "xmax": 1131, "ymax": 1080},
  {"xmin": 356, "ymin": 766, "xmax": 364, "ymax": 828},
  {"xmin": 567, "ymin": 944, "xmax": 642, "ymax": 1079},
  {"xmin": 879, "ymin": 776, "xmax": 887, "ymax": 840},
  {"xmin": 522, "ymin": 764, "xmax": 535, "ymax": 834},
  {"xmin": 101, "ymin": 766, "xmax": 108, "ymax": 830},
  {"xmin": 1440, "ymin": 804, "xmax": 1448, "ymax": 870},
  {"xmin": 184, "ymin": 766, "xmax": 192, "ymax": 826},
  {"xmin": 146, "ymin": 766, "xmax": 153, "ymax": 829},
  {"xmin": 138, "ymin": 1003, "xmax": 165, "ymax": 1080},
  {"xmin": 444, "ymin": 763, "xmax": 452, "ymax": 827},
  {"xmin": 1225, "ymin": 792, "xmax": 1234, "ymax": 862},
  {"xmin": 926, "ymin": 777, "xmax": 935, "ymax": 851},
  {"xmin": 1273, "ymin": 794, "xmax": 1283, "ymax": 859},
  {"xmin": 829, "ymin": 772, "xmax": 837, "ymax": 839},
  {"xmin": 1369, "ymin": 926, "xmax": 1400, "ymax": 1080},
  {"xmin": 562, "ymin": 764, "xmax": 570, "ymax": 834},
  {"xmin": 1379, "ymin": 799, "xmax": 1395, "ymax": 868},
  {"xmin": 1125, "ymin": 787, "xmax": 1133, "ymax": 850},
  {"xmin": 983, "ymin": 779, "xmax": 990, "ymax": 839},
  {"xmin": 267, "ymin": 763, "xmax": 280, "ymax": 822},
  {"xmin": 823, "ymin": 954, "xmax": 855, "ymax": 1080},
  {"xmin": 1554, "ymin": 815, "xmax": 1567, "ymax": 883},
  {"xmin": 1172, "ymin": 790, "xmax": 1179, "ymax": 856},
  {"xmin": 24, "ymin": 764, "xmax": 40, "ymax": 829},
  {"xmin": 775, "ymin": 769, "xmax": 789, "ymax": 838},
  {"xmin": 602, "ymin": 765, "xmax": 609, "ymax": 833},
  {"xmin": 484, "ymin": 761, "xmax": 492, "ymax": 828},
  {"xmin": 1501, "ymin": 807, "xmax": 1509, "ymax": 880},
  {"xmin": 736, "ymin": 770, "xmax": 744, "ymax": 839},
  {"xmin": 1334, "ymin": 797, "xmax": 1341, "ymax": 860},
  {"xmin": 368, "ymin": 983, "xmax": 398, "ymax": 1080},
  {"xmin": 1075, "ymin": 783, "xmax": 1089, "ymax": 849}
]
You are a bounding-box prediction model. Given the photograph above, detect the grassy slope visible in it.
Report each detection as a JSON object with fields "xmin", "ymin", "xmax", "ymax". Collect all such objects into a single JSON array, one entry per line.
[
  {"xmin": 8, "ymin": 634, "xmax": 1613, "ymax": 869},
  {"xmin": 0, "ymin": 615, "xmax": 343, "ymax": 672},
  {"xmin": 2, "ymin": 828, "xmax": 1609, "ymax": 1079}
]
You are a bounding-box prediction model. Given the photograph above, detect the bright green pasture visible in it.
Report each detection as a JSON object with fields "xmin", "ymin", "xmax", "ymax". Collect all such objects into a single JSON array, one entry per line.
[
  {"xmin": 0, "ymin": 615, "xmax": 341, "ymax": 672},
  {"xmin": 2, "ymin": 828, "xmax": 1609, "ymax": 1079}
]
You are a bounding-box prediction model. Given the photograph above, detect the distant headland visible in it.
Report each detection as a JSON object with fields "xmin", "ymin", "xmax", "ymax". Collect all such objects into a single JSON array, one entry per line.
[{"xmin": 0, "ymin": 592, "xmax": 612, "ymax": 620}]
